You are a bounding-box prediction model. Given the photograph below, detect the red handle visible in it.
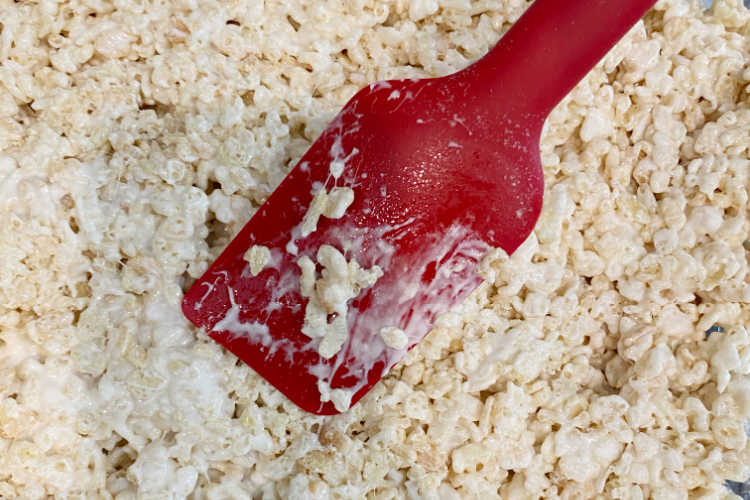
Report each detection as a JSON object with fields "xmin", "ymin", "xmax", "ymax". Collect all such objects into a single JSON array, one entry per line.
[{"xmin": 463, "ymin": 0, "xmax": 656, "ymax": 119}]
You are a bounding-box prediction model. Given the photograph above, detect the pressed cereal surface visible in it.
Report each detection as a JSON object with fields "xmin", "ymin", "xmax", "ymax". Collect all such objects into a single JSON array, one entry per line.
[{"xmin": 0, "ymin": 0, "xmax": 749, "ymax": 498}]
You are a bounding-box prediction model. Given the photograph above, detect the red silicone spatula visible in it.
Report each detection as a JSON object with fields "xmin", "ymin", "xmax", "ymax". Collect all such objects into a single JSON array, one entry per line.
[{"xmin": 183, "ymin": 0, "xmax": 656, "ymax": 414}]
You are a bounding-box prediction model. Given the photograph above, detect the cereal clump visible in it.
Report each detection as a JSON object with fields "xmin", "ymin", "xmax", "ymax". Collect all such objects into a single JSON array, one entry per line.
[
  {"xmin": 299, "ymin": 186, "xmax": 355, "ymax": 237},
  {"xmin": 243, "ymin": 245, "xmax": 271, "ymax": 276},
  {"xmin": 298, "ymin": 245, "xmax": 383, "ymax": 359},
  {"xmin": 380, "ymin": 326, "xmax": 409, "ymax": 350}
]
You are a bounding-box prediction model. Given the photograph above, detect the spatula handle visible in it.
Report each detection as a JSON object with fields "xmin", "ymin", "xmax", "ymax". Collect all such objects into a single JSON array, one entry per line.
[{"xmin": 466, "ymin": 0, "xmax": 657, "ymax": 119}]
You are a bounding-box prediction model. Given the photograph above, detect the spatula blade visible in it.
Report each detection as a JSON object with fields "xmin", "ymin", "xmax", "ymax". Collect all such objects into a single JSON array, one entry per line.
[{"xmin": 183, "ymin": 77, "xmax": 543, "ymax": 414}]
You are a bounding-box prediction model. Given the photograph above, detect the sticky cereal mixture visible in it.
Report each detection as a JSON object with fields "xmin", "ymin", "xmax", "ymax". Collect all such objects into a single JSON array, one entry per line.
[
  {"xmin": 298, "ymin": 245, "xmax": 383, "ymax": 359},
  {"xmin": 1, "ymin": 0, "xmax": 750, "ymax": 498}
]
